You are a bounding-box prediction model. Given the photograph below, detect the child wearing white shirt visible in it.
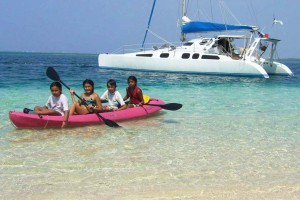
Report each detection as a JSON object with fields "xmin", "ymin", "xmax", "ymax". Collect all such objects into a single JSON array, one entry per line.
[
  {"xmin": 33, "ymin": 82, "xmax": 69, "ymax": 128},
  {"xmin": 101, "ymin": 79, "xmax": 127, "ymax": 111}
]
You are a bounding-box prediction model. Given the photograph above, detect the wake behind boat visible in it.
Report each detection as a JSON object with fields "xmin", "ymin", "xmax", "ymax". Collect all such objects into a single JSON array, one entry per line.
[
  {"xmin": 9, "ymin": 98, "xmax": 165, "ymax": 128},
  {"xmin": 98, "ymin": 0, "xmax": 293, "ymax": 78}
]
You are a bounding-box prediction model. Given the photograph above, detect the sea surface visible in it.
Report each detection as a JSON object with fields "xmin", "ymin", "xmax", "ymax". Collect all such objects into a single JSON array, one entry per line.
[{"xmin": 0, "ymin": 52, "xmax": 299, "ymax": 199}]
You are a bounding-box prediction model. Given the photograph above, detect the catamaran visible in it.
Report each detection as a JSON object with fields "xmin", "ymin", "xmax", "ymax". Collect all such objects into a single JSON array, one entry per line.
[{"xmin": 98, "ymin": 0, "xmax": 293, "ymax": 78}]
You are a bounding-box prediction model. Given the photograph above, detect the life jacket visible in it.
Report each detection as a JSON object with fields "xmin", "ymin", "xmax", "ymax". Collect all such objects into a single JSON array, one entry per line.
[{"xmin": 126, "ymin": 86, "xmax": 142, "ymax": 104}]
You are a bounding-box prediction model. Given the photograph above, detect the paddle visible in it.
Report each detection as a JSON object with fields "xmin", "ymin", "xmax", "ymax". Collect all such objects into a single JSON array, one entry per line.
[
  {"xmin": 145, "ymin": 103, "xmax": 182, "ymax": 111},
  {"xmin": 46, "ymin": 67, "xmax": 120, "ymax": 128}
]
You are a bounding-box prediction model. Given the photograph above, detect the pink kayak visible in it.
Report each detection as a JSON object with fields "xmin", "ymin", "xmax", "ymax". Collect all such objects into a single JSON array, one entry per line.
[{"xmin": 9, "ymin": 98, "xmax": 164, "ymax": 128}]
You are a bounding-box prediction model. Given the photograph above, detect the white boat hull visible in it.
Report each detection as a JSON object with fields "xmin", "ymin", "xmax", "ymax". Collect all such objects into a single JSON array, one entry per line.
[
  {"xmin": 263, "ymin": 60, "xmax": 293, "ymax": 75},
  {"xmin": 99, "ymin": 53, "xmax": 270, "ymax": 78}
]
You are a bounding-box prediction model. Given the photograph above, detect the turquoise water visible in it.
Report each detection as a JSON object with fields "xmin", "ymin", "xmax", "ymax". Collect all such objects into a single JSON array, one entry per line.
[{"xmin": 0, "ymin": 52, "xmax": 299, "ymax": 199}]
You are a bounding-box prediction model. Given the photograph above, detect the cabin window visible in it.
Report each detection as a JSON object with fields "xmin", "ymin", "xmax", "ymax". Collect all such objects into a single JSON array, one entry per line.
[
  {"xmin": 201, "ymin": 55, "xmax": 220, "ymax": 60},
  {"xmin": 183, "ymin": 42, "xmax": 193, "ymax": 46},
  {"xmin": 182, "ymin": 53, "xmax": 190, "ymax": 59},
  {"xmin": 136, "ymin": 54, "xmax": 153, "ymax": 57},
  {"xmin": 160, "ymin": 53, "xmax": 169, "ymax": 58},
  {"xmin": 200, "ymin": 39, "xmax": 208, "ymax": 45},
  {"xmin": 206, "ymin": 39, "xmax": 213, "ymax": 46},
  {"xmin": 192, "ymin": 53, "xmax": 200, "ymax": 59}
]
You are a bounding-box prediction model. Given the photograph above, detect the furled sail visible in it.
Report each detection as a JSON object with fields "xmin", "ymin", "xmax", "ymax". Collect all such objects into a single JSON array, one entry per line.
[{"xmin": 181, "ymin": 21, "xmax": 255, "ymax": 33}]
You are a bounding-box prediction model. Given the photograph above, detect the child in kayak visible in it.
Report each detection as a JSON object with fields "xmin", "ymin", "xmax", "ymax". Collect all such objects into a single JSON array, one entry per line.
[
  {"xmin": 69, "ymin": 79, "xmax": 103, "ymax": 115},
  {"xmin": 33, "ymin": 81, "xmax": 69, "ymax": 128},
  {"xmin": 123, "ymin": 76, "xmax": 144, "ymax": 108},
  {"xmin": 101, "ymin": 79, "xmax": 127, "ymax": 111}
]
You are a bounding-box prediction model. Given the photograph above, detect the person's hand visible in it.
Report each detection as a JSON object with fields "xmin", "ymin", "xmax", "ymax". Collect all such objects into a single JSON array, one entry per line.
[
  {"xmin": 86, "ymin": 104, "xmax": 94, "ymax": 112},
  {"xmin": 70, "ymin": 89, "xmax": 75, "ymax": 95}
]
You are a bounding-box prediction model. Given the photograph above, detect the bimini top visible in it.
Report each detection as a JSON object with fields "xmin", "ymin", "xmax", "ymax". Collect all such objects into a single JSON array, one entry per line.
[{"xmin": 181, "ymin": 21, "xmax": 256, "ymax": 33}]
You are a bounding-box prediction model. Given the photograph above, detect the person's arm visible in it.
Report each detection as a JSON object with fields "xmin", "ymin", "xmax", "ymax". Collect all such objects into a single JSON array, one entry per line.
[
  {"xmin": 69, "ymin": 89, "xmax": 78, "ymax": 104},
  {"xmin": 62, "ymin": 110, "xmax": 69, "ymax": 128},
  {"xmin": 116, "ymin": 104, "xmax": 127, "ymax": 111},
  {"xmin": 137, "ymin": 89, "xmax": 144, "ymax": 106},
  {"xmin": 93, "ymin": 94, "xmax": 103, "ymax": 113},
  {"xmin": 45, "ymin": 95, "xmax": 51, "ymax": 109},
  {"xmin": 116, "ymin": 92, "xmax": 127, "ymax": 111},
  {"xmin": 123, "ymin": 88, "xmax": 129, "ymax": 101},
  {"xmin": 61, "ymin": 94, "xmax": 69, "ymax": 128}
]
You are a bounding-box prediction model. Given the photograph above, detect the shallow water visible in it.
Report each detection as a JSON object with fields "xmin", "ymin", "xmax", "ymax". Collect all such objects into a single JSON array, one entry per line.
[{"xmin": 0, "ymin": 52, "xmax": 299, "ymax": 199}]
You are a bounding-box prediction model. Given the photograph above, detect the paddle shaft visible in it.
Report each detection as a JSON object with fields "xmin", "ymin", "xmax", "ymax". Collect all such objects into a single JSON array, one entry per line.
[
  {"xmin": 124, "ymin": 100, "xmax": 182, "ymax": 111},
  {"xmin": 59, "ymin": 80, "xmax": 82, "ymax": 102}
]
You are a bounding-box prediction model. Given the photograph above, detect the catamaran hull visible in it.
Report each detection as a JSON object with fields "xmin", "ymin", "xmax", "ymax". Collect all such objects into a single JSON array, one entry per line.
[
  {"xmin": 99, "ymin": 54, "xmax": 271, "ymax": 78},
  {"xmin": 263, "ymin": 61, "xmax": 293, "ymax": 75}
]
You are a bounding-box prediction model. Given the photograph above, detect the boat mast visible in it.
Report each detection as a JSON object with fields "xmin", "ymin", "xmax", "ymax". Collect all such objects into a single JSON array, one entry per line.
[
  {"xmin": 141, "ymin": 0, "xmax": 157, "ymax": 48},
  {"xmin": 182, "ymin": 0, "xmax": 186, "ymax": 16},
  {"xmin": 180, "ymin": 0, "xmax": 187, "ymax": 42}
]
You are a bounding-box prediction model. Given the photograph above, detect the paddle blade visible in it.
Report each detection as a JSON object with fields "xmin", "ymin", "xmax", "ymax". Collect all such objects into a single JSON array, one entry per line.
[
  {"xmin": 147, "ymin": 103, "xmax": 182, "ymax": 111},
  {"xmin": 95, "ymin": 112, "xmax": 121, "ymax": 128},
  {"xmin": 103, "ymin": 118, "xmax": 121, "ymax": 128},
  {"xmin": 46, "ymin": 67, "xmax": 60, "ymax": 81},
  {"xmin": 161, "ymin": 103, "xmax": 182, "ymax": 110}
]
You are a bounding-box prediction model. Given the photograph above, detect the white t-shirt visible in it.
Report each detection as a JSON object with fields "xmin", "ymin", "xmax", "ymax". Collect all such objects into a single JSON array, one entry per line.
[
  {"xmin": 101, "ymin": 90, "xmax": 125, "ymax": 109},
  {"xmin": 45, "ymin": 94, "xmax": 69, "ymax": 116}
]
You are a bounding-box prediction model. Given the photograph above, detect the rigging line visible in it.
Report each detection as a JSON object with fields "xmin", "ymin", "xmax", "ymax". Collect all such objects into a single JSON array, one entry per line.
[
  {"xmin": 142, "ymin": 0, "xmax": 157, "ymax": 48},
  {"xmin": 195, "ymin": 0, "xmax": 209, "ymax": 22},
  {"xmin": 196, "ymin": 0, "xmax": 200, "ymax": 20},
  {"xmin": 248, "ymin": 0, "xmax": 259, "ymax": 27},
  {"xmin": 199, "ymin": 8, "xmax": 211, "ymax": 22},
  {"xmin": 219, "ymin": 1, "xmax": 241, "ymax": 24},
  {"xmin": 210, "ymin": 0, "xmax": 213, "ymax": 22},
  {"xmin": 218, "ymin": 1, "xmax": 228, "ymax": 26},
  {"xmin": 147, "ymin": 29, "xmax": 176, "ymax": 47},
  {"xmin": 193, "ymin": 0, "xmax": 210, "ymax": 22}
]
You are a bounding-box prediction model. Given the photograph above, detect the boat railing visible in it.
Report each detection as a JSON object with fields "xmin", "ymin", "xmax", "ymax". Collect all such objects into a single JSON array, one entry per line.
[{"xmin": 110, "ymin": 42, "xmax": 182, "ymax": 54}]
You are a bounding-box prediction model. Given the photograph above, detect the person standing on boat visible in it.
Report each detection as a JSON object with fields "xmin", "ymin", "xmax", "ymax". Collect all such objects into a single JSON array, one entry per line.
[
  {"xmin": 101, "ymin": 79, "xmax": 127, "ymax": 111},
  {"xmin": 69, "ymin": 79, "xmax": 103, "ymax": 115},
  {"xmin": 123, "ymin": 76, "xmax": 144, "ymax": 108},
  {"xmin": 33, "ymin": 82, "xmax": 69, "ymax": 128}
]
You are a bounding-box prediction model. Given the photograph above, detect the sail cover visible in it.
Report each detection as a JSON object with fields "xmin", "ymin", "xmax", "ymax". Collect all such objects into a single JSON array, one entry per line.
[{"xmin": 181, "ymin": 21, "xmax": 254, "ymax": 33}]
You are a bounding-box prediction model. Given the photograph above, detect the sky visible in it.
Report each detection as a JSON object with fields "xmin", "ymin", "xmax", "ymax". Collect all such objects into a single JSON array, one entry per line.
[{"xmin": 1, "ymin": 0, "xmax": 299, "ymax": 58}]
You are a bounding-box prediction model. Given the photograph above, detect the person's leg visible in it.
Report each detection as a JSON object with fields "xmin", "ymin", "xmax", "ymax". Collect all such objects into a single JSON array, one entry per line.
[
  {"xmin": 34, "ymin": 106, "xmax": 60, "ymax": 115},
  {"xmin": 34, "ymin": 106, "xmax": 44, "ymax": 113},
  {"xmin": 73, "ymin": 103, "xmax": 89, "ymax": 115},
  {"xmin": 69, "ymin": 103, "xmax": 76, "ymax": 115},
  {"xmin": 127, "ymin": 104, "xmax": 134, "ymax": 108}
]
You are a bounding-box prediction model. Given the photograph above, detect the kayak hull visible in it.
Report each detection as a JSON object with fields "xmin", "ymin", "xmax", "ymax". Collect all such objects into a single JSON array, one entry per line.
[{"xmin": 9, "ymin": 98, "xmax": 164, "ymax": 128}]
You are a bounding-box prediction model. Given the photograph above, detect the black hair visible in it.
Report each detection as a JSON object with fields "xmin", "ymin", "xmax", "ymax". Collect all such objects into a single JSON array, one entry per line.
[
  {"xmin": 107, "ymin": 79, "xmax": 117, "ymax": 87},
  {"xmin": 83, "ymin": 79, "xmax": 94, "ymax": 93},
  {"xmin": 128, "ymin": 76, "xmax": 137, "ymax": 83},
  {"xmin": 50, "ymin": 82, "xmax": 62, "ymax": 90}
]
